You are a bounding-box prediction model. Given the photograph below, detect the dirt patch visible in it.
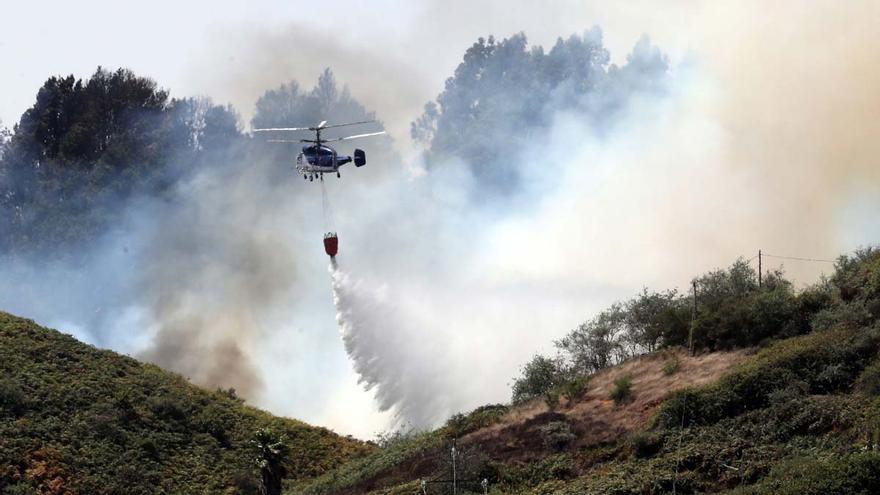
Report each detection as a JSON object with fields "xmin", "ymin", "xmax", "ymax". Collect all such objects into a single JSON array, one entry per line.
[{"xmin": 463, "ymin": 348, "xmax": 748, "ymax": 461}]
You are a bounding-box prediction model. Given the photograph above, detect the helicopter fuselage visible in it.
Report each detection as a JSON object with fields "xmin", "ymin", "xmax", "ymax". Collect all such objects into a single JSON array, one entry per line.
[{"xmin": 296, "ymin": 144, "xmax": 353, "ymax": 174}]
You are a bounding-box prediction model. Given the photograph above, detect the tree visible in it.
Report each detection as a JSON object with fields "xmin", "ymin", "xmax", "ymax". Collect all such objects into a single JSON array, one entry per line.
[
  {"xmin": 511, "ymin": 354, "xmax": 566, "ymax": 403},
  {"xmin": 252, "ymin": 428, "xmax": 290, "ymax": 495},
  {"xmin": 557, "ymin": 304, "xmax": 628, "ymax": 374},
  {"xmin": 623, "ymin": 288, "xmax": 688, "ymax": 352},
  {"xmin": 413, "ymin": 29, "xmax": 669, "ymax": 193},
  {"xmin": 0, "ymin": 67, "xmax": 243, "ymax": 256}
]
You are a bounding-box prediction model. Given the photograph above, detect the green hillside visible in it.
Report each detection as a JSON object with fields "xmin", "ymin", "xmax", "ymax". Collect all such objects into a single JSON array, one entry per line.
[
  {"xmin": 0, "ymin": 313, "xmax": 373, "ymax": 495},
  {"xmin": 291, "ymin": 248, "xmax": 880, "ymax": 495}
]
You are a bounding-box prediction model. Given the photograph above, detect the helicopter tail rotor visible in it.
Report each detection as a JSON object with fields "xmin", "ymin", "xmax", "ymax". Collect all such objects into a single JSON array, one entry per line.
[{"xmin": 354, "ymin": 149, "xmax": 366, "ymax": 167}]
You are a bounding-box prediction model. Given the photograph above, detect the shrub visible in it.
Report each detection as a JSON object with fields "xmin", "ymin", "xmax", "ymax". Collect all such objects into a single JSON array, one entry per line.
[
  {"xmin": 610, "ymin": 375, "xmax": 633, "ymax": 406},
  {"xmin": 544, "ymin": 390, "xmax": 560, "ymax": 410},
  {"xmin": 443, "ymin": 404, "xmax": 509, "ymax": 438},
  {"xmin": 194, "ymin": 403, "xmax": 234, "ymax": 446},
  {"xmin": 149, "ymin": 395, "xmax": 188, "ymax": 423},
  {"xmin": 3, "ymin": 483, "xmax": 38, "ymax": 495},
  {"xmin": 662, "ymin": 356, "xmax": 681, "ymax": 376},
  {"xmin": 767, "ymin": 380, "xmax": 809, "ymax": 406},
  {"xmin": 744, "ymin": 452, "xmax": 880, "ymax": 495},
  {"xmin": 540, "ymin": 421, "xmax": 576, "ymax": 451},
  {"xmin": 0, "ymin": 378, "xmax": 27, "ymax": 415},
  {"xmin": 498, "ymin": 454, "xmax": 576, "ymax": 488},
  {"xmin": 856, "ymin": 358, "xmax": 880, "ymax": 396},
  {"xmin": 559, "ymin": 375, "xmax": 589, "ymax": 401},
  {"xmin": 658, "ymin": 327, "xmax": 880, "ymax": 428},
  {"xmin": 373, "ymin": 427, "xmax": 417, "ymax": 448},
  {"xmin": 629, "ymin": 431, "xmax": 663, "ymax": 458},
  {"xmin": 816, "ymin": 363, "xmax": 856, "ymax": 393},
  {"xmin": 511, "ymin": 355, "xmax": 566, "ymax": 404}
]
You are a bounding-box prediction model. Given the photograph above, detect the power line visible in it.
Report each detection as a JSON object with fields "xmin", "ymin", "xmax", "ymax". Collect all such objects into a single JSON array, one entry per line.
[{"xmin": 762, "ymin": 253, "xmax": 836, "ymax": 264}]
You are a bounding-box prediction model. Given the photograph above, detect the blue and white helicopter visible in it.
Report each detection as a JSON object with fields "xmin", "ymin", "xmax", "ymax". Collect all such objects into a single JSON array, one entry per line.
[{"xmin": 254, "ymin": 120, "xmax": 385, "ymax": 181}]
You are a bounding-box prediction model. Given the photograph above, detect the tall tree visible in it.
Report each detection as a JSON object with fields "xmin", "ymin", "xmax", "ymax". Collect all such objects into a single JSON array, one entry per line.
[
  {"xmin": 412, "ymin": 29, "xmax": 669, "ymax": 193},
  {"xmin": 0, "ymin": 68, "xmax": 243, "ymax": 256}
]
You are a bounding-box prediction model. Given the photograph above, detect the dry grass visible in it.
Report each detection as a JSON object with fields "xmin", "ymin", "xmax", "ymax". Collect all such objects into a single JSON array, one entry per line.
[{"xmin": 462, "ymin": 348, "xmax": 749, "ymax": 461}]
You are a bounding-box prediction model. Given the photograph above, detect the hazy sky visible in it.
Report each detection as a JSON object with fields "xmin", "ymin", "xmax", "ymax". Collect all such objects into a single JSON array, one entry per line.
[{"xmin": 1, "ymin": 0, "xmax": 699, "ymax": 134}]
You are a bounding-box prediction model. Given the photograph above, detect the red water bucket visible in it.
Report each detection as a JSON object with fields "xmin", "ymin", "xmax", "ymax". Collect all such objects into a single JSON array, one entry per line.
[{"xmin": 323, "ymin": 232, "xmax": 338, "ymax": 257}]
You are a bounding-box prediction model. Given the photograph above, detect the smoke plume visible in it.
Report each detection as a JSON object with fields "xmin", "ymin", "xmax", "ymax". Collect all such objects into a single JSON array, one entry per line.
[{"xmin": 3, "ymin": 1, "xmax": 880, "ymax": 437}]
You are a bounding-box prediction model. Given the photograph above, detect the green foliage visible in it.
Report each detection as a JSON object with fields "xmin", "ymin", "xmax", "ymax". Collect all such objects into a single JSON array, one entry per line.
[
  {"xmin": 628, "ymin": 431, "xmax": 663, "ymax": 459},
  {"xmin": 414, "ymin": 31, "xmax": 668, "ymax": 191},
  {"xmin": 316, "ymin": 246, "xmax": 880, "ymax": 495},
  {"xmin": 0, "ymin": 312, "xmax": 370, "ymax": 494},
  {"xmin": 442, "ymin": 404, "xmax": 510, "ymax": 439},
  {"xmin": 661, "ymin": 355, "xmax": 681, "ymax": 376},
  {"xmin": 657, "ymin": 326, "xmax": 880, "ymax": 428},
  {"xmin": 832, "ymin": 247, "xmax": 880, "ymax": 304},
  {"xmin": 610, "ymin": 375, "xmax": 633, "ymax": 406},
  {"xmin": 293, "ymin": 431, "xmax": 444, "ymax": 495},
  {"xmin": 734, "ymin": 452, "xmax": 880, "ymax": 495},
  {"xmin": 689, "ymin": 262, "xmax": 812, "ymax": 350},
  {"xmin": 548, "ymin": 259, "xmax": 828, "ymax": 389},
  {"xmin": 855, "ymin": 358, "xmax": 880, "ymax": 396},
  {"xmin": 0, "ymin": 378, "xmax": 27, "ymax": 416},
  {"xmin": 540, "ymin": 421, "xmax": 576, "ymax": 451},
  {"xmin": 0, "ymin": 67, "xmax": 244, "ymax": 255},
  {"xmin": 497, "ymin": 454, "xmax": 577, "ymax": 489},
  {"xmin": 559, "ymin": 375, "xmax": 590, "ymax": 402},
  {"xmin": 511, "ymin": 355, "xmax": 567, "ymax": 404},
  {"xmin": 254, "ymin": 428, "xmax": 291, "ymax": 495},
  {"xmin": 0, "ymin": 66, "xmax": 389, "ymax": 259},
  {"xmin": 625, "ymin": 289, "xmax": 689, "ymax": 352},
  {"xmin": 557, "ymin": 304, "xmax": 628, "ymax": 374}
]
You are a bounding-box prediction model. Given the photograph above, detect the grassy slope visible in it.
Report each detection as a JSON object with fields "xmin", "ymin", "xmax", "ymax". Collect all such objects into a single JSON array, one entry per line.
[
  {"xmin": 0, "ymin": 312, "xmax": 373, "ymax": 495},
  {"xmin": 293, "ymin": 328, "xmax": 880, "ymax": 495},
  {"xmin": 294, "ymin": 250, "xmax": 880, "ymax": 495},
  {"xmin": 290, "ymin": 350, "xmax": 747, "ymax": 495}
]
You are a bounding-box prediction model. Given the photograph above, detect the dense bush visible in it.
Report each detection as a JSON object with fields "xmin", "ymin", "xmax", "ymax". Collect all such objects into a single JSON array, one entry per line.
[
  {"xmin": 657, "ymin": 326, "xmax": 880, "ymax": 428},
  {"xmin": 443, "ymin": 404, "xmax": 510, "ymax": 438},
  {"xmin": 559, "ymin": 376, "xmax": 590, "ymax": 402},
  {"xmin": 540, "ymin": 421, "xmax": 576, "ymax": 451},
  {"xmin": 855, "ymin": 358, "xmax": 880, "ymax": 396},
  {"xmin": 0, "ymin": 379, "xmax": 27, "ymax": 416},
  {"xmin": 628, "ymin": 431, "xmax": 664, "ymax": 459},
  {"xmin": 497, "ymin": 454, "xmax": 577, "ymax": 489},
  {"xmin": 610, "ymin": 375, "xmax": 633, "ymax": 406},
  {"xmin": 511, "ymin": 355, "xmax": 567, "ymax": 403},
  {"xmin": 737, "ymin": 452, "xmax": 880, "ymax": 495}
]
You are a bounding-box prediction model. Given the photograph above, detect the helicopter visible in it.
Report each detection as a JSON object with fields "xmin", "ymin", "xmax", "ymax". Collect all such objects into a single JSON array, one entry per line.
[{"xmin": 254, "ymin": 120, "xmax": 385, "ymax": 181}]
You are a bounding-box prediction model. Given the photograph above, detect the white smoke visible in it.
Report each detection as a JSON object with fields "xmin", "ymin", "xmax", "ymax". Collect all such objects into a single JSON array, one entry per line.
[{"xmin": 4, "ymin": 1, "xmax": 880, "ymax": 439}]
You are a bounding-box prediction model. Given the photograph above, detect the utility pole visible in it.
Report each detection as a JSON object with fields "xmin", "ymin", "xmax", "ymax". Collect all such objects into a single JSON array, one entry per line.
[
  {"xmin": 758, "ymin": 249, "xmax": 762, "ymax": 288},
  {"xmin": 451, "ymin": 439, "xmax": 457, "ymax": 495},
  {"xmin": 689, "ymin": 280, "xmax": 697, "ymax": 356}
]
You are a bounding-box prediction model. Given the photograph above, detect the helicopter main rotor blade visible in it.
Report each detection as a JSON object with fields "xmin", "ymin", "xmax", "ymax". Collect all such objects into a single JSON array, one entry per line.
[
  {"xmin": 253, "ymin": 127, "xmax": 312, "ymax": 132},
  {"xmin": 266, "ymin": 139, "xmax": 302, "ymax": 143},
  {"xmin": 322, "ymin": 131, "xmax": 386, "ymax": 142},
  {"xmin": 318, "ymin": 120, "xmax": 377, "ymax": 130}
]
